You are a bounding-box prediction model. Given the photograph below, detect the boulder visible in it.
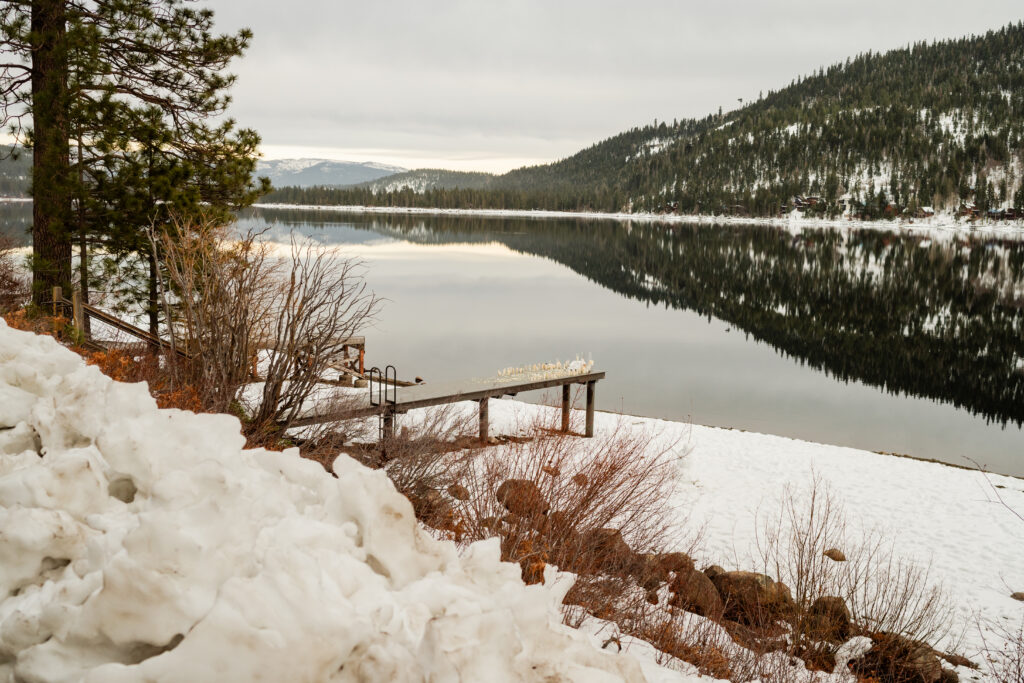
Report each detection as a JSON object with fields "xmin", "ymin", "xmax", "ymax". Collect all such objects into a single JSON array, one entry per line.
[
  {"xmin": 852, "ymin": 632, "xmax": 943, "ymax": 683},
  {"xmin": 823, "ymin": 548, "xmax": 846, "ymax": 562},
  {"xmin": 631, "ymin": 553, "xmax": 668, "ymax": 590},
  {"xmin": 495, "ymin": 479, "xmax": 548, "ymax": 517},
  {"xmin": 703, "ymin": 564, "xmax": 726, "ymax": 581},
  {"xmin": 804, "ymin": 596, "xmax": 852, "ymax": 642},
  {"xmin": 658, "ymin": 552, "xmax": 695, "ymax": 576},
  {"xmin": 669, "ymin": 569, "xmax": 724, "ymax": 619},
  {"xmin": 709, "ymin": 570, "xmax": 796, "ymax": 626},
  {"xmin": 580, "ymin": 528, "xmax": 633, "ymax": 574}
]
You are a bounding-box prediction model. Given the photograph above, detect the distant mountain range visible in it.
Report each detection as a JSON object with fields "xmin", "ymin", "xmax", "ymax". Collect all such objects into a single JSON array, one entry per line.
[
  {"xmin": 256, "ymin": 159, "xmax": 406, "ymax": 189},
  {"xmin": 267, "ymin": 22, "xmax": 1024, "ymax": 219}
]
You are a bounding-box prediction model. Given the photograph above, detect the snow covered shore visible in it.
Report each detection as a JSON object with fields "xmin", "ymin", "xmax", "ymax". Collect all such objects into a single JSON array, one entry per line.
[
  {"xmin": 0, "ymin": 322, "xmax": 695, "ymax": 682},
  {"xmin": 253, "ymin": 203, "xmax": 1024, "ymax": 241},
  {"xmin": 2, "ymin": 321, "xmax": 1022, "ymax": 681}
]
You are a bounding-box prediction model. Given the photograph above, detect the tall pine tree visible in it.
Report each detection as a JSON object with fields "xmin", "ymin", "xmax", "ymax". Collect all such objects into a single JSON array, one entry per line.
[{"xmin": 1, "ymin": 0, "xmax": 268, "ymax": 313}]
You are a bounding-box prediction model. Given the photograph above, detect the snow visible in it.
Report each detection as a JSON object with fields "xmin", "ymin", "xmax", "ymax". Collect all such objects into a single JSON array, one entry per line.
[
  {"xmin": 254, "ymin": 203, "xmax": 1024, "ymax": 243},
  {"xmin": 0, "ymin": 322, "xmax": 701, "ymax": 682},
  {"xmin": 3, "ymin": 320, "xmax": 1022, "ymax": 680}
]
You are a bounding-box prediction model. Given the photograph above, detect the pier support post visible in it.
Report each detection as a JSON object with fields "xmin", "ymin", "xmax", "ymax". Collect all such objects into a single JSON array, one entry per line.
[
  {"xmin": 479, "ymin": 398, "xmax": 489, "ymax": 442},
  {"xmin": 561, "ymin": 384, "xmax": 571, "ymax": 432},
  {"xmin": 382, "ymin": 410, "xmax": 395, "ymax": 440},
  {"xmin": 72, "ymin": 289, "xmax": 83, "ymax": 336},
  {"xmin": 585, "ymin": 381, "xmax": 596, "ymax": 438}
]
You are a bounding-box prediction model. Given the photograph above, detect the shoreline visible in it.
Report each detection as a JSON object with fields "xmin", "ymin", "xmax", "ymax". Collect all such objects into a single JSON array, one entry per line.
[{"xmin": 253, "ymin": 202, "xmax": 1024, "ymax": 240}]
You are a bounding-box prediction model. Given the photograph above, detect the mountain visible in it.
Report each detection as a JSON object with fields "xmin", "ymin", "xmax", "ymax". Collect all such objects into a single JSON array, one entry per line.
[
  {"xmin": 357, "ymin": 169, "xmax": 495, "ymax": 193},
  {"xmin": 266, "ymin": 22, "xmax": 1024, "ymax": 218},
  {"xmin": 256, "ymin": 159, "xmax": 406, "ymax": 189}
]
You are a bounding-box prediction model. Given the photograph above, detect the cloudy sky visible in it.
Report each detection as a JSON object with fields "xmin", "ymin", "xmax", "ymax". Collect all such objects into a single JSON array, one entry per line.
[{"xmin": 205, "ymin": 1, "xmax": 1022, "ymax": 173}]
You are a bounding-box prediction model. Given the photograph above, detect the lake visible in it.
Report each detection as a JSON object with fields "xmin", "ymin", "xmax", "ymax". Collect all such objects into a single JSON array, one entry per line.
[{"xmin": 239, "ymin": 206, "xmax": 1024, "ymax": 478}]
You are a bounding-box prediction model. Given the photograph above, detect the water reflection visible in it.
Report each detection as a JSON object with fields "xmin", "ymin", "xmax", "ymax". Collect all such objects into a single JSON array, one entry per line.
[{"xmin": 246, "ymin": 208, "xmax": 1024, "ymax": 431}]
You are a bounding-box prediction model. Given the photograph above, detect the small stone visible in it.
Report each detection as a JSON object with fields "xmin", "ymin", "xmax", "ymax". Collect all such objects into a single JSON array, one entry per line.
[
  {"xmin": 541, "ymin": 465, "xmax": 560, "ymax": 477},
  {"xmin": 1012, "ymin": 591, "xmax": 1024, "ymax": 602},
  {"xmin": 447, "ymin": 483, "xmax": 470, "ymax": 501},
  {"xmin": 571, "ymin": 473, "xmax": 588, "ymax": 486},
  {"xmin": 823, "ymin": 548, "xmax": 846, "ymax": 562},
  {"xmin": 939, "ymin": 667, "xmax": 959, "ymax": 683}
]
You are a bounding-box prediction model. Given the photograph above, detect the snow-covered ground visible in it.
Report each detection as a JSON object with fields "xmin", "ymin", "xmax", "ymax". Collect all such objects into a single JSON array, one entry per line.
[
  {"xmin": 0, "ymin": 322, "xmax": 704, "ymax": 682},
  {"xmin": 2, "ymin": 322, "xmax": 1022, "ymax": 681},
  {"xmin": 254, "ymin": 203, "xmax": 1024, "ymax": 242}
]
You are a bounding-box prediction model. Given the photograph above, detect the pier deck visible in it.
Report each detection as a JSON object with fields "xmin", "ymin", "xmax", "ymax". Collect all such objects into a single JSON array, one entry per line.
[{"xmin": 293, "ymin": 370, "xmax": 606, "ymax": 440}]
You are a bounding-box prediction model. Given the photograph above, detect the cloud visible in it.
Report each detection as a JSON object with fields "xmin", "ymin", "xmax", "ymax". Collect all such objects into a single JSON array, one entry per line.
[{"xmin": 205, "ymin": 0, "xmax": 1023, "ymax": 172}]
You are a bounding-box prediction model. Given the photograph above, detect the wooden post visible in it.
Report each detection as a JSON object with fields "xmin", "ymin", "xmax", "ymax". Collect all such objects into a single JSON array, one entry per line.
[
  {"xmin": 52, "ymin": 286, "xmax": 62, "ymax": 335},
  {"xmin": 561, "ymin": 384, "xmax": 571, "ymax": 432},
  {"xmin": 359, "ymin": 347, "xmax": 365, "ymax": 375},
  {"xmin": 71, "ymin": 289, "xmax": 83, "ymax": 336},
  {"xmin": 585, "ymin": 381, "xmax": 596, "ymax": 438},
  {"xmin": 479, "ymin": 398, "xmax": 489, "ymax": 442},
  {"xmin": 382, "ymin": 410, "xmax": 395, "ymax": 440}
]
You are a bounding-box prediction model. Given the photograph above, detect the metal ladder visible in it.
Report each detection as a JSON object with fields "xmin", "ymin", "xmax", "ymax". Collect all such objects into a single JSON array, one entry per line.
[{"xmin": 367, "ymin": 365, "xmax": 397, "ymax": 441}]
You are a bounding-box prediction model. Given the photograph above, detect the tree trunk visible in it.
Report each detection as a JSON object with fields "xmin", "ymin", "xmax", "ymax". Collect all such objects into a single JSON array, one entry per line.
[
  {"xmin": 30, "ymin": 0, "xmax": 72, "ymax": 307},
  {"xmin": 148, "ymin": 251, "xmax": 158, "ymax": 336}
]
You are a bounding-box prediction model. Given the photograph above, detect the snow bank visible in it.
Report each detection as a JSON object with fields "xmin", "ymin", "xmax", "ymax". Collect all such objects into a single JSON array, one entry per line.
[{"xmin": 0, "ymin": 322, "xmax": 694, "ymax": 682}]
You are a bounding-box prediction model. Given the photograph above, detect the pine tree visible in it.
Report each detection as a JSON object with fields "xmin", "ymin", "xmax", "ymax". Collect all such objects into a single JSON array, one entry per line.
[{"xmin": 1, "ymin": 0, "xmax": 268, "ymax": 309}]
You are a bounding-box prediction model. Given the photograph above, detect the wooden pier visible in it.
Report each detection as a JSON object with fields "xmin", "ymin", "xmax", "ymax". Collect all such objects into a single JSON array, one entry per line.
[{"xmin": 293, "ymin": 370, "xmax": 606, "ymax": 440}]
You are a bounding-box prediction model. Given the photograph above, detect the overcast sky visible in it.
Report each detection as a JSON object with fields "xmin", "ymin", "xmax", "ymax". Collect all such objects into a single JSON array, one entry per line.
[{"xmin": 204, "ymin": 1, "xmax": 1022, "ymax": 173}]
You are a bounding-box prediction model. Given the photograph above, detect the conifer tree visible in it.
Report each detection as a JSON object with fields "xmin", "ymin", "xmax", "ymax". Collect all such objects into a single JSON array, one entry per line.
[{"xmin": 1, "ymin": 0, "xmax": 268, "ymax": 312}]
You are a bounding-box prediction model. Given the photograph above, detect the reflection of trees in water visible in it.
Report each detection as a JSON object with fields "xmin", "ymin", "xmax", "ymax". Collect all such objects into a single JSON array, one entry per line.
[
  {"xmin": 249, "ymin": 208, "xmax": 1024, "ymax": 426},
  {"xmin": 0, "ymin": 203, "xmax": 31, "ymax": 243}
]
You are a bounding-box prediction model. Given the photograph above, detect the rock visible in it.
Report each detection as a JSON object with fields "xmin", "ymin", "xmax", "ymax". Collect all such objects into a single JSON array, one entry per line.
[
  {"xmin": 658, "ymin": 552, "xmax": 695, "ymax": 576},
  {"xmin": 703, "ymin": 564, "xmax": 726, "ymax": 581},
  {"xmin": 571, "ymin": 473, "xmax": 588, "ymax": 486},
  {"xmin": 631, "ymin": 553, "xmax": 668, "ymax": 590},
  {"xmin": 580, "ymin": 528, "xmax": 633, "ymax": 574},
  {"xmin": 804, "ymin": 596, "xmax": 851, "ymax": 642},
  {"xmin": 939, "ymin": 667, "xmax": 959, "ymax": 683},
  {"xmin": 486, "ymin": 436, "xmax": 500, "ymax": 446},
  {"xmin": 541, "ymin": 465, "xmax": 560, "ymax": 477},
  {"xmin": 938, "ymin": 652, "xmax": 977, "ymax": 670},
  {"xmin": 823, "ymin": 548, "xmax": 846, "ymax": 562},
  {"xmin": 852, "ymin": 632, "xmax": 942, "ymax": 683},
  {"xmin": 495, "ymin": 479, "xmax": 548, "ymax": 517},
  {"xmin": 446, "ymin": 483, "xmax": 470, "ymax": 501},
  {"xmin": 1012, "ymin": 591, "xmax": 1024, "ymax": 602},
  {"xmin": 709, "ymin": 570, "xmax": 796, "ymax": 626},
  {"xmin": 669, "ymin": 569, "xmax": 723, "ymax": 619},
  {"xmin": 645, "ymin": 589, "xmax": 660, "ymax": 606},
  {"xmin": 353, "ymin": 378, "xmax": 368, "ymax": 388}
]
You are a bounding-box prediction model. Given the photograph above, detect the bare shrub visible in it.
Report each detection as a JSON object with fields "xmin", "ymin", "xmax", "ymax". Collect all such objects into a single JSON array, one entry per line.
[
  {"xmin": 980, "ymin": 619, "xmax": 1024, "ymax": 683},
  {"xmin": 152, "ymin": 215, "xmax": 381, "ymax": 445},
  {"xmin": 756, "ymin": 475, "xmax": 955, "ymax": 676},
  {"xmin": 150, "ymin": 216, "xmax": 275, "ymax": 413},
  {"xmin": 451, "ymin": 405, "xmax": 683, "ymax": 587}
]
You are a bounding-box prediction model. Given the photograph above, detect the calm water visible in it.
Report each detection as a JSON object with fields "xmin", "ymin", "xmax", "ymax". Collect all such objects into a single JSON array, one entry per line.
[
  {"xmin": 6, "ymin": 201, "xmax": 1022, "ymax": 475},
  {"xmin": 237, "ymin": 207, "xmax": 1024, "ymax": 477}
]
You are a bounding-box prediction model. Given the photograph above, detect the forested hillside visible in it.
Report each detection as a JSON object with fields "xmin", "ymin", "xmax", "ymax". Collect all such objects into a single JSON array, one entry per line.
[{"xmin": 266, "ymin": 22, "xmax": 1024, "ymax": 218}]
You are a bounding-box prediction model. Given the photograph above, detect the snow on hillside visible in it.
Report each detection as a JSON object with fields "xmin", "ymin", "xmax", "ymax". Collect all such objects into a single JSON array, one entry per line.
[
  {"xmin": 257, "ymin": 158, "xmax": 407, "ymax": 188},
  {"xmin": 0, "ymin": 322, "xmax": 701, "ymax": 682}
]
